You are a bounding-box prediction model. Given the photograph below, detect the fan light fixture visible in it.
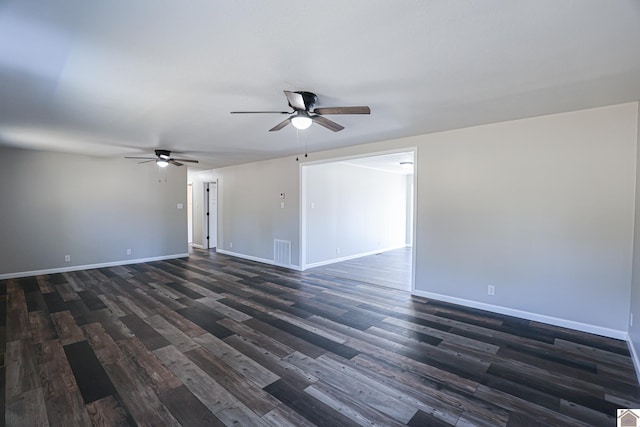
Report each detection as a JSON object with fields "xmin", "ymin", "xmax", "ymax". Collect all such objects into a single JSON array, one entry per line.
[
  {"xmin": 291, "ymin": 112, "xmax": 313, "ymax": 130},
  {"xmin": 156, "ymin": 159, "xmax": 169, "ymax": 168}
]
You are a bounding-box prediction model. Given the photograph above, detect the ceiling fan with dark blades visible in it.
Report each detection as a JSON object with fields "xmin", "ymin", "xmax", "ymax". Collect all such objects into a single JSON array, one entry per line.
[
  {"xmin": 231, "ymin": 90, "xmax": 370, "ymax": 132},
  {"xmin": 125, "ymin": 149, "xmax": 199, "ymax": 167}
]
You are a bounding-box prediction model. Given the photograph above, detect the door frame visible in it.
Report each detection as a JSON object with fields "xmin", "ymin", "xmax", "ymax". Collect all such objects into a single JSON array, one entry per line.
[
  {"xmin": 204, "ymin": 181, "xmax": 218, "ymax": 249},
  {"xmin": 299, "ymin": 147, "xmax": 417, "ymax": 292}
]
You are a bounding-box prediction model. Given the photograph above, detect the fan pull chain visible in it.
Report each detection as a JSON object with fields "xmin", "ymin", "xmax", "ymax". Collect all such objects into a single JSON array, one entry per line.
[
  {"xmin": 158, "ymin": 165, "xmax": 167, "ymax": 183},
  {"xmin": 295, "ymin": 129, "xmax": 308, "ymax": 162}
]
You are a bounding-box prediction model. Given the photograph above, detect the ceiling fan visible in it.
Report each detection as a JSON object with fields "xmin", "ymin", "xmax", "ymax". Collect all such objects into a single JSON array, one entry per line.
[
  {"xmin": 125, "ymin": 149, "xmax": 199, "ymax": 167},
  {"xmin": 231, "ymin": 90, "xmax": 371, "ymax": 132}
]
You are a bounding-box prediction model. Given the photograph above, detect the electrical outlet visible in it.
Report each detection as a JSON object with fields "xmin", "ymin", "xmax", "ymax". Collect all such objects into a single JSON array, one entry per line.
[
  {"xmin": 487, "ymin": 285, "xmax": 495, "ymax": 296},
  {"xmin": 336, "ymin": 247, "xmax": 341, "ymax": 255},
  {"xmin": 126, "ymin": 248, "xmax": 132, "ymax": 256},
  {"xmin": 64, "ymin": 255, "xmax": 71, "ymax": 262},
  {"xmin": 229, "ymin": 242, "xmax": 233, "ymax": 248}
]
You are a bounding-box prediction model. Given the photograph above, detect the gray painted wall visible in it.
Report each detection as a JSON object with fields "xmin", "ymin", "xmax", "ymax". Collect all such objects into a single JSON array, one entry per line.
[
  {"xmin": 192, "ymin": 102, "xmax": 639, "ymax": 335},
  {"xmin": 190, "ymin": 156, "xmax": 300, "ymax": 266},
  {"xmin": 304, "ymin": 161, "xmax": 408, "ymax": 265},
  {"xmin": 415, "ymin": 103, "xmax": 637, "ymax": 333},
  {"xmin": 0, "ymin": 147, "xmax": 188, "ymax": 276},
  {"xmin": 629, "ymin": 105, "xmax": 640, "ymax": 361}
]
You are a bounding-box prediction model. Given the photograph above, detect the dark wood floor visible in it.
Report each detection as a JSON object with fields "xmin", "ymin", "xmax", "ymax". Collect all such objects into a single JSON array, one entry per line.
[
  {"xmin": 310, "ymin": 247, "xmax": 412, "ymax": 291},
  {"xmin": 2, "ymin": 249, "xmax": 639, "ymax": 426}
]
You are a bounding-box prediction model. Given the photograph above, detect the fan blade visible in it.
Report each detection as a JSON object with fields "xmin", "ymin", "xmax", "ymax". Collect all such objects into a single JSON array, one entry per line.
[
  {"xmin": 137, "ymin": 160, "xmax": 155, "ymax": 164},
  {"xmin": 313, "ymin": 106, "xmax": 371, "ymax": 115},
  {"xmin": 230, "ymin": 111, "xmax": 291, "ymax": 114},
  {"xmin": 171, "ymin": 158, "xmax": 199, "ymax": 163},
  {"xmin": 125, "ymin": 156, "xmax": 155, "ymax": 160},
  {"xmin": 169, "ymin": 159, "xmax": 184, "ymax": 166},
  {"xmin": 284, "ymin": 91, "xmax": 306, "ymax": 111},
  {"xmin": 269, "ymin": 118, "xmax": 291, "ymax": 132},
  {"xmin": 312, "ymin": 115, "xmax": 344, "ymax": 132}
]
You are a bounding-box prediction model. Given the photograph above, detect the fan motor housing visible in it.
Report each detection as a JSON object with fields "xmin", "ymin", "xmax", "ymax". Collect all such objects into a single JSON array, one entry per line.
[
  {"xmin": 155, "ymin": 149, "xmax": 171, "ymax": 158},
  {"xmin": 294, "ymin": 91, "xmax": 318, "ymax": 110}
]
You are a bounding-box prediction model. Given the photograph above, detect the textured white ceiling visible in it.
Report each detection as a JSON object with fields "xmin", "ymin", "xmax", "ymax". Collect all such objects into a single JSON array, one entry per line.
[{"xmin": 1, "ymin": 0, "xmax": 639, "ymax": 169}]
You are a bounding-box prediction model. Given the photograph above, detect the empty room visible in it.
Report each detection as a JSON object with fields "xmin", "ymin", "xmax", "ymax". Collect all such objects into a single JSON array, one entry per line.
[{"xmin": 2, "ymin": 1, "xmax": 640, "ymax": 426}]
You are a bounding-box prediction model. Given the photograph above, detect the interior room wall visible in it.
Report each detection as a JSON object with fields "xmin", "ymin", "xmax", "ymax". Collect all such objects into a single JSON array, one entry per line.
[
  {"xmin": 414, "ymin": 102, "xmax": 637, "ymax": 335},
  {"xmin": 0, "ymin": 147, "xmax": 188, "ymax": 278},
  {"xmin": 190, "ymin": 155, "xmax": 300, "ymax": 267},
  {"xmin": 194, "ymin": 102, "xmax": 638, "ymax": 336},
  {"xmin": 304, "ymin": 161, "xmax": 408, "ymax": 266},
  {"xmin": 629, "ymin": 105, "xmax": 640, "ymax": 367}
]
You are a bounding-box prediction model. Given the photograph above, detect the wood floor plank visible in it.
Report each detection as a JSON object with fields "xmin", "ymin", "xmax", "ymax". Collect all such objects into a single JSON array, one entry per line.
[
  {"xmin": 101, "ymin": 354, "xmax": 181, "ymax": 426},
  {"xmin": 155, "ymin": 306, "xmax": 208, "ymax": 338},
  {"xmin": 143, "ymin": 314, "xmax": 200, "ymax": 352},
  {"xmin": 217, "ymin": 317, "xmax": 295, "ymax": 358},
  {"xmin": 50, "ymin": 311, "xmax": 85, "ymax": 346},
  {"xmin": 56, "ymin": 283, "xmax": 80, "ymax": 302},
  {"xmin": 96, "ymin": 293, "xmax": 131, "ymax": 318},
  {"xmin": 261, "ymin": 405, "xmax": 317, "ymax": 427},
  {"xmin": 5, "ymin": 340, "xmax": 40, "ymax": 399},
  {"xmin": 185, "ymin": 346, "xmax": 281, "ymax": 416},
  {"xmin": 196, "ymin": 296, "xmax": 252, "ymax": 322},
  {"xmin": 36, "ymin": 339, "xmax": 93, "ymax": 427},
  {"xmin": 25, "ymin": 290, "xmax": 48, "ymax": 313},
  {"xmin": 304, "ymin": 381, "xmax": 408, "ymax": 427},
  {"xmin": 120, "ymin": 314, "xmax": 170, "ymax": 351},
  {"xmin": 153, "ymin": 345, "xmax": 238, "ymax": 415},
  {"xmin": 263, "ymin": 377, "xmax": 360, "ymax": 427},
  {"xmin": 36, "ymin": 276, "xmax": 54, "ymax": 294},
  {"xmin": 215, "ymin": 403, "xmax": 270, "ymax": 427},
  {"xmin": 158, "ymin": 385, "xmax": 225, "ymax": 427},
  {"xmin": 117, "ymin": 337, "xmax": 183, "ymax": 395},
  {"xmin": 85, "ymin": 395, "xmax": 134, "ymax": 427},
  {"xmin": 223, "ymin": 334, "xmax": 317, "ymax": 390},
  {"xmin": 6, "ymin": 287, "xmax": 29, "ymax": 341},
  {"xmin": 351, "ymin": 352, "xmax": 508, "ymax": 426},
  {"xmin": 28, "ymin": 311, "xmax": 57, "ymax": 344},
  {"xmin": 63, "ymin": 340, "xmax": 117, "ymax": 405},
  {"xmin": 5, "ymin": 387, "xmax": 50, "ymax": 427},
  {"xmin": 193, "ymin": 332, "xmax": 280, "ymax": 388},
  {"xmin": 284, "ymin": 351, "xmax": 420, "ymax": 424}
]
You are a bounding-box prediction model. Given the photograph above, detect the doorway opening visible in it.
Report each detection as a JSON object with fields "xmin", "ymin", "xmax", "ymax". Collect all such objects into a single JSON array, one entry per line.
[
  {"xmin": 205, "ymin": 181, "xmax": 218, "ymax": 250},
  {"xmin": 187, "ymin": 184, "xmax": 193, "ymax": 246},
  {"xmin": 300, "ymin": 149, "xmax": 416, "ymax": 292}
]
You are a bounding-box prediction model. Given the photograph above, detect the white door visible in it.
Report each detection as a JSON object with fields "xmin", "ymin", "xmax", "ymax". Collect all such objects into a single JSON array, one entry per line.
[{"xmin": 206, "ymin": 182, "xmax": 218, "ymax": 249}]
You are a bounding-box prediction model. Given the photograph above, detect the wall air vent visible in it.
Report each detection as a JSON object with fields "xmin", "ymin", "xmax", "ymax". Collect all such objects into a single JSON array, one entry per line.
[{"xmin": 274, "ymin": 239, "xmax": 291, "ymax": 266}]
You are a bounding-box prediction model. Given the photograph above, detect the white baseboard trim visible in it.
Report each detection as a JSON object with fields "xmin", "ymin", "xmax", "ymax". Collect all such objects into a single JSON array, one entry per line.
[
  {"xmin": 0, "ymin": 253, "xmax": 190, "ymax": 280},
  {"xmin": 627, "ymin": 334, "xmax": 640, "ymax": 385},
  {"xmin": 190, "ymin": 243, "xmax": 205, "ymax": 249},
  {"xmin": 216, "ymin": 249, "xmax": 303, "ymax": 271},
  {"xmin": 412, "ymin": 289, "xmax": 627, "ymax": 340},
  {"xmin": 304, "ymin": 245, "xmax": 407, "ymax": 270}
]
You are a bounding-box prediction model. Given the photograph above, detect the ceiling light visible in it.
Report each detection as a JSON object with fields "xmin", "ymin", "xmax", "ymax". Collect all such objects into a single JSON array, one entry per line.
[
  {"xmin": 156, "ymin": 159, "xmax": 169, "ymax": 167},
  {"xmin": 291, "ymin": 112, "xmax": 313, "ymax": 130},
  {"xmin": 400, "ymin": 161, "xmax": 414, "ymax": 169}
]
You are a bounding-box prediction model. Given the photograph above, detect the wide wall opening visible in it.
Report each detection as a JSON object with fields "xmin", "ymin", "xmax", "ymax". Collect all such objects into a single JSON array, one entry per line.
[{"xmin": 301, "ymin": 150, "xmax": 415, "ymax": 291}]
